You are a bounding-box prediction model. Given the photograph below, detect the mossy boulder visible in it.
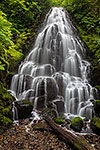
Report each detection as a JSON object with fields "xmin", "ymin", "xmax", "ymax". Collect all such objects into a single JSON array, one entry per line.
[
  {"xmin": 90, "ymin": 117, "xmax": 100, "ymax": 134},
  {"xmin": 71, "ymin": 117, "xmax": 83, "ymax": 132},
  {"xmin": 15, "ymin": 100, "xmax": 33, "ymax": 119},
  {"xmin": 94, "ymin": 100, "xmax": 100, "ymax": 117}
]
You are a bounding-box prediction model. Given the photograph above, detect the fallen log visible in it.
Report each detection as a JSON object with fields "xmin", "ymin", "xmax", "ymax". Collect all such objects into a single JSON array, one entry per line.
[{"xmin": 45, "ymin": 116, "xmax": 95, "ymax": 150}]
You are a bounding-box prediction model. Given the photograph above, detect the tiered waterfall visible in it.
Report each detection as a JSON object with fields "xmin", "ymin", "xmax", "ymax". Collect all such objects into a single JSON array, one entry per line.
[{"xmin": 10, "ymin": 7, "xmax": 97, "ymax": 120}]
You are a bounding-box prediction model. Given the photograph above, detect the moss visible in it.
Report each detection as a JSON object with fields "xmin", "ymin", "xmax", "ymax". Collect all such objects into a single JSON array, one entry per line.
[
  {"xmin": 71, "ymin": 117, "xmax": 83, "ymax": 127},
  {"xmin": 71, "ymin": 117, "xmax": 83, "ymax": 132},
  {"xmin": 90, "ymin": 117, "xmax": 100, "ymax": 134},
  {"xmin": 22, "ymin": 100, "xmax": 33, "ymax": 107},
  {"xmin": 0, "ymin": 114, "xmax": 12, "ymax": 126},
  {"xmin": 91, "ymin": 117, "xmax": 100, "ymax": 128},
  {"xmin": 0, "ymin": 113, "xmax": 12, "ymax": 133},
  {"xmin": 33, "ymin": 126, "xmax": 43, "ymax": 130},
  {"xmin": 95, "ymin": 100, "xmax": 100, "ymax": 105},
  {"xmin": 72, "ymin": 142, "xmax": 82, "ymax": 150},
  {"xmin": 0, "ymin": 81, "xmax": 13, "ymax": 132},
  {"xmin": 54, "ymin": 118, "xmax": 65, "ymax": 124}
]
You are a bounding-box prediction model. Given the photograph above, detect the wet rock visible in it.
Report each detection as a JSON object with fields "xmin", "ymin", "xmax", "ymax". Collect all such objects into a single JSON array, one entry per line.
[
  {"xmin": 47, "ymin": 101, "xmax": 57, "ymax": 109},
  {"xmin": 52, "ymin": 72, "xmax": 65, "ymax": 96},
  {"xmin": 53, "ymin": 98, "xmax": 65, "ymax": 113},
  {"xmin": 11, "ymin": 74, "xmax": 34, "ymax": 94},
  {"xmin": 70, "ymin": 117, "xmax": 83, "ymax": 132},
  {"xmin": 15, "ymin": 100, "xmax": 33, "ymax": 119},
  {"xmin": 33, "ymin": 77, "xmax": 58, "ymax": 101},
  {"xmin": 32, "ymin": 64, "xmax": 55, "ymax": 76},
  {"xmin": 35, "ymin": 96, "xmax": 46, "ymax": 110},
  {"xmin": 24, "ymin": 89, "xmax": 35, "ymax": 103}
]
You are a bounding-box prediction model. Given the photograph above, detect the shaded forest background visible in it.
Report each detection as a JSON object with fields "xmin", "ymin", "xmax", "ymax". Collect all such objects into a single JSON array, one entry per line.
[{"xmin": 0, "ymin": 0, "xmax": 100, "ymax": 132}]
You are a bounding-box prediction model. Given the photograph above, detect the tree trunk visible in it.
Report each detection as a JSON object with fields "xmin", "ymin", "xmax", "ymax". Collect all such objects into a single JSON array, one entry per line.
[{"xmin": 45, "ymin": 116, "xmax": 95, "ymax": 150}]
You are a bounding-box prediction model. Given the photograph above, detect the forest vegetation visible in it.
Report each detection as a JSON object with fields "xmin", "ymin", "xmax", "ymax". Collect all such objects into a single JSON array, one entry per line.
[{"xmin": 0, "ymin": 0, "xmax": 100, "ymax": 131}]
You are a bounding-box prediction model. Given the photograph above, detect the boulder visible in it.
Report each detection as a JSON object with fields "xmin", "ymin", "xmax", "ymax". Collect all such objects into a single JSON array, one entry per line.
[
  {"xmin": 70, "ymin": 117, "xmax": 83, "ymax": 132},
  {"xmin": 15, "ymin": 100, "xmax": 33, "ymax": 119}
]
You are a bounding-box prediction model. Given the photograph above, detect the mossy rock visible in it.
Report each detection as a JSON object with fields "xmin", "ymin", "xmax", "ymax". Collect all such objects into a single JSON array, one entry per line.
[
  {"xmin": 15, "ymin": 100, "xmax": 33, "ymax": 119},
  {"xmin": 22, "ymin": 100, "xmax": 33, "ymax": 106},
  {"xmin": 71, "ymin": 117, "xmax": 83, "ymax": 132},
  {"xmin": 54, "ymin": 118, "xmax": 65, "ymax": 124},
  {"xmin": 90, "ymin": 117, "xmax": 100, "ymax": 134},
  {"xmin": 94, "ymin": 100, "xmax": 100, "ymax": 117}
]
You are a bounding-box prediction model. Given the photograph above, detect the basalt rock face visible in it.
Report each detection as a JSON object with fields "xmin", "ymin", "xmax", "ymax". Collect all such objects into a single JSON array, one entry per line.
[{"xmin": 10, "ymin": 7, "xmax": 97, "ymax": 121}]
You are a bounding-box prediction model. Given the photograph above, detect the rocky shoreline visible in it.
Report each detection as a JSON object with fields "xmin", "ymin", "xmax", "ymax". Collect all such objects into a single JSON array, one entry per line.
[{"xmin": 0, "ymin": 117, "xmax": 100, "ymax": 150}]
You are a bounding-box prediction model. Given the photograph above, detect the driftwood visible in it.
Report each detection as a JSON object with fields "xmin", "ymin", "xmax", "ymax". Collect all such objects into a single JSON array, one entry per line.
[{"xmin": 45, "ymin": 116, "xmax": 95, "ymax": 150}]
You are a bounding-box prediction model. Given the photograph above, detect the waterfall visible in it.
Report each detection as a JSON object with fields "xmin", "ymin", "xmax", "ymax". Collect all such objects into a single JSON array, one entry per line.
[{"xmin": 10, "ymin": 7, "xmax": 97, "ymax": 120}]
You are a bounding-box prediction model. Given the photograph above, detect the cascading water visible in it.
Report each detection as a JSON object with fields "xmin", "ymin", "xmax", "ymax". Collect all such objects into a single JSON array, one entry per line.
[{"xmin": 10, "ymin": 7, "xmax": 97, "ymax": 120}]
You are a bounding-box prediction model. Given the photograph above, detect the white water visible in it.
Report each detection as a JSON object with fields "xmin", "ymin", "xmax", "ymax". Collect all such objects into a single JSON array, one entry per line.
[{"xmin": 10, "ymin": 7, "xmax": 97, "ymax": 120}]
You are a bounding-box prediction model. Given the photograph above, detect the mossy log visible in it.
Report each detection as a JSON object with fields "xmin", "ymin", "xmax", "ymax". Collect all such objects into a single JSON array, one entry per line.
[{"xmin": 45, "ymin": 116, "xmax": 95, "ymax": 150}]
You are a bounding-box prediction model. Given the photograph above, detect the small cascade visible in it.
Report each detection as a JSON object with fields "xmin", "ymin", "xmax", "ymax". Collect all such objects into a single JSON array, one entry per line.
[{"xmin": 10, "ymin": 7, "xmax": 97, "ymax": 120}]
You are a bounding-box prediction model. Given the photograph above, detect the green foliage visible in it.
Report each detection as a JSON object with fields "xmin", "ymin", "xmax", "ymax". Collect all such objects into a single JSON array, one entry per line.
[
  {"xmin": 91, "ymin": 117, "xmax": 100, "ymax": 128},
  {"xmin": 0, "ymin": 114, "xmax": 12, "ymax": 126},
  {"xmin": 0, "ymin": 0, "xmax": 40, "ymax": 30},
  {"xmin": 0, "ymin": 10, "xmax": 12, "ymax": 73},
  {"xmin": 0, "ymin": 82, "xmax": 13, "ymax": 132},
  {"xmin": 50, "ymin": 0, "xmax": 64, "ymax": 6}
]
